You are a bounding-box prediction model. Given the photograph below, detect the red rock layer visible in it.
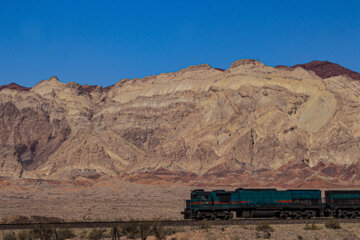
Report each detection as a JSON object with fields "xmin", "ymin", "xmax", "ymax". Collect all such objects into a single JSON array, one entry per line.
[
  {"xmin": 276, "ymin": 60, "xmax": 360, "ymax": 80},
  {"xmin": 0, "ymin": 83, "xmax": 30, "ymax": 91}
]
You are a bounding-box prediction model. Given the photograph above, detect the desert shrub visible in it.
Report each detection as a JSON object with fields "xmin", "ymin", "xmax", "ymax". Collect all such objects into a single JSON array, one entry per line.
[
  {"xmin": 152, "ymin": 223, "xmax": 166, "ymax": 240},
  {"xmin": 88, "ymin": 229, "xmax": 104, "ymax": 240},
  {"xmin": 304, "ymin": 223, "xmax": 322, "ymax": 230},
  {"xmin": 163, "ymin": 226, "xmax": 186, "ymax": 236},
  {"xmin": 29, "ymin": 224, "xmax": 55, "ymax": 240},
  {"xmin": 111, "ymin": 227, "xmax": 120, "ymax": 239},
  {"xmin": 255, "ymin": 222, "xmax": 274, "ymax": 233},
  {"xmin": 57, "ymin": 228, "xmax": 76, "ymax": 240},
  {"xmin": 297, "ymin": 235, "xmax": 303, "ymax": 240},
  {"xmin": 117, "ymin": 222, "xmax": 153, "ymax": 240},
  {"xmin": 79, "ymin": 230, "xmax": 88, "ymax": 238},
  {"xmin": 230, "ymin": 236, "xmax": 241, "ymax": 240},
  {"xmin": 17, "ymin": 230, "xmax": 32, "ymax": 240},
  {"xmin": 256, "ymin": 231, "xmax": 271, "ymax": 239},
  {"xmin": 102, "ymin": 229, "xmax": 112, "ymax": 238},
  {"xmin": 197, "ymin": 221, "xmax": 211, "ymax": 230},
  {"xmin": 325, "ymin": 219, "xmax": 341, "ymax": 229},
  {"xmin": 120, "ymin": 221, "xmax": 140, "ymax": 239},
  {"xmin": 2, "ymin": 232, "xmax": 16, "ymax": 240},
  {"xmin": 139, "ymin": 222, "xmax": 152, "ymax": 240}
]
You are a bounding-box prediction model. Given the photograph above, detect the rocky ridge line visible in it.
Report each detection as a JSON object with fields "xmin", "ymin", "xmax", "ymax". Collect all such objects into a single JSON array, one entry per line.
[{"xmin": 0, "ymin": 59, "xmax": 360, "ymax": 188}]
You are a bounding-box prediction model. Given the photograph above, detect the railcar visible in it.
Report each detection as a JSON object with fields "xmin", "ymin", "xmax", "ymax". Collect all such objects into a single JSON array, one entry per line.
[
  {"xmin": 182, "ymin": 188, "xmax": 323, "ymax": 220},
  {"xmin": 325, "ymin": 190, "xmax": 360, "ymax": 218}
]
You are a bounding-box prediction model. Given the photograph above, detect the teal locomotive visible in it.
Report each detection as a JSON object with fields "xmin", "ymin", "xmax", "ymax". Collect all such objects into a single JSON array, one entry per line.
[{"xmin": 182, "ymin": 188, "xmax": 360, "ymax": 220}]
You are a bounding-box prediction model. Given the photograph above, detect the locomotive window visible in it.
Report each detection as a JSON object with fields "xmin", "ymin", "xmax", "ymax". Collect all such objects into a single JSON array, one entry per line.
[
  {"xmin": 218, "ymin": 194, "xmax": 231, "ymax": 203},
  {"xmin": 334, "ymin": 199, "xmax": 360, "ymax": 205},
  {"xmin": 202, "ymin": 195, "xmax": 209, "ymax": 201}
]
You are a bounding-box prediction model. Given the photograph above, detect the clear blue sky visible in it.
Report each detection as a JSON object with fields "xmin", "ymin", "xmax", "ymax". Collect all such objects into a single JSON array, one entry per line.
[{"xmin": 0, "ymin": 0, "xmax": 359, "ymax": 87}]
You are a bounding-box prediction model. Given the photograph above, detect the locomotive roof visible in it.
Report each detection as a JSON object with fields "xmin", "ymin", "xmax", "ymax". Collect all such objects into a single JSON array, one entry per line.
[
  {"xmin": 191, "ymin": 189, "xmax": 204, "ymax": 192},
  {"xmin": 236, "ymin": 188, "xmax": 277, "ymax": 191},
  {"xmin": 325, "ymin": 190, "xmax": 360, "ymax": 193},
  {"xmin": 287, "ymin": 189, "xmax": 321, "ymax": 191}
]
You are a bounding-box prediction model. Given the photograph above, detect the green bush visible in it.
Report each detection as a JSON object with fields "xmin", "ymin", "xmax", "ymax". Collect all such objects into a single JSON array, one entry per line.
[
  {"xmin": 2, "ymin": 232, "xmax": 16, "ymax": 240},
  {"xmin": 325, "ymin": 219, "xmax": 341, "ymax": 229},
  {"xmin": 304, "ymin": 223, "xmax": 322, "ymax": 230},
  {"xmin": 255, "ymin": 222, "xmax": 274, "ymax": 233},
  {"xmin": 88, "ymin": 228, "xmax": 104, "ymax": 240}
]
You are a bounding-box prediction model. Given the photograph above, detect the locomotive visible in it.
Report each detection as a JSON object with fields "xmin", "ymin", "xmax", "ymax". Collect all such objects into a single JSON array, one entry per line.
[{"xmin": 181, "ymin": 188, "xmax": 360, "ymax": 220}]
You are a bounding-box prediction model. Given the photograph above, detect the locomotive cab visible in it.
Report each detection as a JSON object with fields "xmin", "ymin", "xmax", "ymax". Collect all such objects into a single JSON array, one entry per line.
[
  {"xmin": 191, "ymin": 189, "xmax": 213, "ymax": 204},
  {"xmin": 181, "ymin": 189, "xmax": 213, "ymax": 219}
]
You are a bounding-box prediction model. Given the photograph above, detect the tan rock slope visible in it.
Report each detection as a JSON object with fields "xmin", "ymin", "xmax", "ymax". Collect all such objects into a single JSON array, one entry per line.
[{"xmin": 1, "ymin": 59, "xmax": 360, "ymax": 187}]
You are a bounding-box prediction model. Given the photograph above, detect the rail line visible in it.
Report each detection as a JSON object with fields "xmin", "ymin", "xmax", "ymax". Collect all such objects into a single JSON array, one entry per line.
[{"xmin": 1, "ymin": 218, "xmax": 360, "ymax": 230}]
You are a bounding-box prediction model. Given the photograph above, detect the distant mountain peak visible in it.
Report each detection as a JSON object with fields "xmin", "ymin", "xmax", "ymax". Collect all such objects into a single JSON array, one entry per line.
[
  {"xmin": 0, "ymin": 82, "xmax": 30, "ymax": 91},
  {"xmin": 229, "ymin": 59, "xmax": 265, "ymax": 69},
  {"xmin": 276, "ymin": 60, "xmax": 360, "ymax": 80}
]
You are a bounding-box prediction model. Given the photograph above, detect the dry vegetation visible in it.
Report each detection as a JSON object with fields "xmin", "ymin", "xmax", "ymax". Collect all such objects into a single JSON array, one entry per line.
[{"xmin": 1, "ymin": 222, "xmax": 360, "ymax": 240}]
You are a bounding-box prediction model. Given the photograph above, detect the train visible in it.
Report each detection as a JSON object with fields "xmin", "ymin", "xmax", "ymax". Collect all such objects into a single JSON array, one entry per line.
[{"xmin": 181, "ymin": 188, "xmax": 360, "ymax": 220}]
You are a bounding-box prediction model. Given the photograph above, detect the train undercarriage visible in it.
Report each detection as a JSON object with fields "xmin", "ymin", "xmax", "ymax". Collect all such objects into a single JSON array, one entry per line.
[{"xmin": 184, "ymin": 208, "xmax": 324, "ymax": 220}]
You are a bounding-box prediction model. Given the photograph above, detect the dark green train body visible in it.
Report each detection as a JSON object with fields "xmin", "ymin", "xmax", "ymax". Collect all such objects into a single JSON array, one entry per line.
[
  {"xmin": 182, "ymin": 188, "xmax": 360, "ymax": 220},
  {"xmin": 324, "ymin": 190, "xmax": 360, "ymax": 218}
]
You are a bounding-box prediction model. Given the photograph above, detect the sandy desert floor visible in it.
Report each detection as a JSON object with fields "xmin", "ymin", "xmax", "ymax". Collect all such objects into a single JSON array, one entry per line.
[
  {"xmin": 0, "ymin": 177, "xmax": 197, "ymax": 221},
  {"xmin": 167, "ymin": 223, "xmax": 360, "ymax": 240},
  {"xmin": 0, "ymin": 177, "xmax": 359, "ymax": 223},
  {"xmin": 1, "ymin": 223, "xmax": 360, "ymax": 239}
]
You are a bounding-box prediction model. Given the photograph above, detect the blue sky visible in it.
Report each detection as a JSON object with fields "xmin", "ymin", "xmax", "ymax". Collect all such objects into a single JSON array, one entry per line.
[{"xmin": 0, "ymin": 0, "xmax": 359, "ymax": 87}]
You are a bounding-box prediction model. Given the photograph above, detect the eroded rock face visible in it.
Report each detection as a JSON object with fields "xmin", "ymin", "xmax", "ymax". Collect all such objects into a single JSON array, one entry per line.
[{"xmin": 0, "ymin": 60, "xmax": 360, "ymax": 187}]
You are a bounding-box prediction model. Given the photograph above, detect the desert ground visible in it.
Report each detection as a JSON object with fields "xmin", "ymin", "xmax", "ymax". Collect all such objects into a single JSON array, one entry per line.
[
  {"xmin": 1, "ymin": 223, "xmax": 360, "ymax": 240},
  {"xmin": 0, "ymin": 177, "xmax": 194, "ymax": 221},
  {"xmin": 0, "ymin": 177, "xmax": 359, "ymax": 222}
]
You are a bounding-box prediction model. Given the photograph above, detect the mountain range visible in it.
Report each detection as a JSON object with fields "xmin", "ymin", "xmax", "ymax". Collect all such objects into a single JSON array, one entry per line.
[{"xmin": 1, "ymin": 60, "xmax": 359, "ymax": 188}]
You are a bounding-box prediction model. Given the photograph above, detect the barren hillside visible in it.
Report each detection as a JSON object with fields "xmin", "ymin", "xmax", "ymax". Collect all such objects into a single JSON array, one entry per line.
[{"xmin": 1, "ymin": 59, "xmax": 360, "ymax": 187}]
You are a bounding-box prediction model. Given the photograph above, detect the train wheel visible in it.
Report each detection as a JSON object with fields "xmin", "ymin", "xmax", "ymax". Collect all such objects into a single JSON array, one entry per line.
[
  {"xmin": 208, "ymin": 214, "xmax": 216, "ymax": 220},
  {"xmin": 324, "ymin": 208, "xmax": 332, "ymax": 217},
  {"xmin": 196, "ymin": 211, "xmax": 205, "ymax": 220},
  {"xmin": 224, "ymin": 212, "xmax": 230, "ymax": 220},
  {"xmin": 304, "ymin": 210, "xmax": 315, "ymax": 219},
  {"xmin": 337, "ymin": 210, "xmax": 345, "ymax": 218},
  {"xmin": 236, "ymin": 211, "xmax": 243, "ymax": 218},
  {"xmin": 280, "ymin": 211, "xmax": 288, "ymax": 219}
]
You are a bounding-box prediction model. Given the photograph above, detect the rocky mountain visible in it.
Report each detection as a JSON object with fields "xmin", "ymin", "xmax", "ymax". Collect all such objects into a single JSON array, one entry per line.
[
  {"xmin": 1, "ymin": 59, "xmax": 360, "ymax": 187},
  {"xmin": 276, "ymin": 60, "xmax": 360, "ymax": 80},
  {"xmin": 0, "ymin": 83, "xmax": 30, "ymax": 92}
]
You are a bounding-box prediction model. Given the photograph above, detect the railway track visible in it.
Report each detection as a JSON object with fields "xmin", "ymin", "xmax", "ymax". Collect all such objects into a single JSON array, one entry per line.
[{"xmin": 1, "ymin": 218, "xmax": 360, "ymax": 230}]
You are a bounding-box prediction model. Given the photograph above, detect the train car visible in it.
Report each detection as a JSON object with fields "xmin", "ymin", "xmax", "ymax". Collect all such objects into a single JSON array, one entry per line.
[
  {"xmin": 325, "ymin": 190, "xmax": 360, "ymax": 218},
  {"xmin": 234, "ymin": 189, "xmax": 322, "ymax": 219},
  {"xmin": 181, "ymin": 189, "xmax": 235, "ymax": 220},
  {"xmin": 181, "ymin": 188, "xmax": 323, "ymax": 220}
]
